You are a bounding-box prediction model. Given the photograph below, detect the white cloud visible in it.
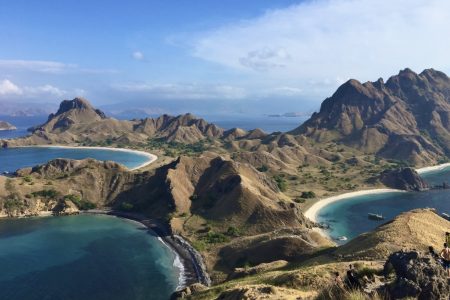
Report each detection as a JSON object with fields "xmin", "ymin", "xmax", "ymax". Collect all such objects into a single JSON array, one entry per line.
[
  {"xmin": 25, "ymin": 84, "xmax": 66, "ymax": 97},
  {"xmin": 0, "ymin": 79, "xmax": 72, "ymax": 99},
  {"xmin": 191, "ymin": 0, "xmax": 450, "ymax": 94},
  {"xmin": 0, "ymin": 79, "xmax": 22, "ymax": 95},
  {"xmin": 0, "ymin": 60, "xmax": 76, "ymax": 73},
  {"xmin": 0, "ymin": 59, "xmax": 117, "ymax": 74},
  {"xmin": 114, "ymin": 82, "xmax": 247, "ymax": 100},
  {"xmin": 132, "ymin": 51, "xmax": 145, "ymax": 61},
  {"xmin": 239, "ymin": 47, "xmax": 291, "ymax": 72}
]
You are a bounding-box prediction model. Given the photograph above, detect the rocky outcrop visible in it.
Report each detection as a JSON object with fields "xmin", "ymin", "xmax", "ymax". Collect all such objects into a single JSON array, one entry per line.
[
  {"xmin": 384, "ymin": 251, "xmax": 450, "ymax": 300},
  {"xmin": 0, "ymin": 121, "xmax": 16, "ymax": 131},
  {"xmin": 291, "ymin": 68, "xmax": 450, "ymax": 166},
  {"xmin": 378, "ymin": 167, "xmax": 429, "ymax": 191}
]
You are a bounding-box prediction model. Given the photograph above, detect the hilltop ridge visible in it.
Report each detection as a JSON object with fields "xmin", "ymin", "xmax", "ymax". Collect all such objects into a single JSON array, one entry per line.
[
  {"xmin": 2, "ymin": 98, "xmax": 225, "ymax": 146},
  {"xmin": 291, "ymin": 68, "xmax": 450, "ymax": 165}
]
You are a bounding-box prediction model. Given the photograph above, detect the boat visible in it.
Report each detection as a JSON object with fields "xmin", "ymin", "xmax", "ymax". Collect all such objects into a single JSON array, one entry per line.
[
  {"xmin": 337, "ymin": 236, "xmax": 348, "ymax": 241},
  {"xmin": 368, "ymin": 213, "xmax": 385, "ymax": 221}
]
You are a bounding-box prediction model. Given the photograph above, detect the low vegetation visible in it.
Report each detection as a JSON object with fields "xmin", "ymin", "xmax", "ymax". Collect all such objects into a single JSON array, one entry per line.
[
  {"xmin": 147, "ymin": 138, "xmax": 209, "ymax": 157},
  {"xmin": 64, "ymin": 194, "xmax": 96, "ymax": 210}
]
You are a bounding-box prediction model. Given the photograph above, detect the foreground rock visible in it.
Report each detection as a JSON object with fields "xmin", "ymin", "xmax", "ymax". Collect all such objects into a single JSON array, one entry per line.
[
  {"xmin": 384, "ymin": 251, "xmax": 450, "ymax": 299},
  {"xmin": 0, "ymin": 121, "xmax": 16, "ymax": 131},
  {"xmin": 378, "ymin": 167, "xmax": 429, "ymax": 191}
]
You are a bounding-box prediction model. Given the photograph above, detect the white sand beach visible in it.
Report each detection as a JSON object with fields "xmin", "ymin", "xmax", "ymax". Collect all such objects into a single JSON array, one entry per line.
[
  {"xmin": 18, "ymin": 145, "xmax": 158, "ymax": 171},
  {"xmin": 304, "ymin": 189, "xmax": 405, "ymax": 223},
  {"xmin": 416, "ymin": 162, "xmax": 450, "ymax": 175}
]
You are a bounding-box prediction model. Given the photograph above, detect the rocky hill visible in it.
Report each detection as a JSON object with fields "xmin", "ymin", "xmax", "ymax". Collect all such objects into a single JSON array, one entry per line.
[
  {"xmin": 334, "ymin": 208, "xmax": 450, "ymax": 260},
  {"xmin": 0, "ymin": 121, "xmax": 16, "ymax": 131},
  {"xmin": 1, "ymin": 98, "xmax": 224, "ymax": 146},
  {"xmin": 291, "ymin": 68, "xmax": 450, "ymax": 166}
]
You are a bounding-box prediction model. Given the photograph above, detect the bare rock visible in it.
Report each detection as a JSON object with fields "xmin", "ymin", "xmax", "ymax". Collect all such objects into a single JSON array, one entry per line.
[
  {"xmin": 384, "ymin": 251, "xmax": 450, "ymax": 300},
  {"xmin": 379, "ymin": 167, "xmax": 429, "ymax": 191}
]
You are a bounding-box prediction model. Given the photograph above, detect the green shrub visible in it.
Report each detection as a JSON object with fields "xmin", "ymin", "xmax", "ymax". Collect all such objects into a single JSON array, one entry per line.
[
  {"xmin": 191, "ymin": 240, "xmax": 207, "ymax": 251},
  {"xmin": 300, "ymin": 191, "xmax": 316, "ymax": 199},
  {"xmin": 4, "ymin": 197, "xmax": 22, "ymax": 210},
  {"xmin": 293, "ymin": 198, "xmax": 306, "ymax": 203},
  {"xmin": 204, "ymin": 232, "xmax": 229, "ymax": 244},
  {"xmin": 226, "ymin": 226, "xmax": 240, "ymax": 237},
  {"xmin": 23, "ymin": 175, "xmax": 33, "ymax": 183},
  {"xmin": 273, "ymin": 175, "xmax": 287, "ymax": 192},
  {"xmin": 31, "ymin": 189, "xmax": 60, "ymax": 199},
  {"xmin": 257, "ymin": 165, "xmax": 269, "ymax": 172},
  {"xmin": 120, "ymin": 202, "xmax": 134, "ymax": 211},
  {"xmin": 64, "ymin": 194, "xmax": 96, "ymax": 210}
]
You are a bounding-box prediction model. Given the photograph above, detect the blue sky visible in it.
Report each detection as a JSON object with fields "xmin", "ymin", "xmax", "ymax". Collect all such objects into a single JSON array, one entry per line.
[{"xmin": 1, "ymin": 0, "xmax": 450, "ymax": 115}]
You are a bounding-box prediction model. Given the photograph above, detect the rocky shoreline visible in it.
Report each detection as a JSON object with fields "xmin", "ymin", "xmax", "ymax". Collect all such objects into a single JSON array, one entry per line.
[{"xmin": 84, "ymin": 209, "xmax": 211, "ymax": 290}]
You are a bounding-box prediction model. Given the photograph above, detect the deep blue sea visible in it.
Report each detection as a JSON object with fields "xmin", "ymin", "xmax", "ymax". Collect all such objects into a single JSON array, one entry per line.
[
  {"xmin": 0, "ymin": 147, "xmax": 150, "ymax": 173},
  {"xmin": 317, "ymin": 167, "xmax": 450, "ymax": 243},
  {"xmin": 0, "ymin": 115, "xmax": 46, "ymax": 139},
  {"xmin": 0, "ymin": 214, "xmax": 180, "ymax": 300}
]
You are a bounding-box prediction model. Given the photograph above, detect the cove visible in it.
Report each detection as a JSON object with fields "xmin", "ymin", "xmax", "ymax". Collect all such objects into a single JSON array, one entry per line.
[
  {"xmin": 0, "ymin": 146, "xmax": 154, "ymax": 173},
  {"xmin": 317, "ymin": 166, "xmax": 450, "ymax": 243}
]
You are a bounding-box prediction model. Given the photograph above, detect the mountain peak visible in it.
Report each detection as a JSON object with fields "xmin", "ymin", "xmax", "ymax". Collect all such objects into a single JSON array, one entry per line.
[
  {"xmin": 398, "ymin": 68, "xmax": 416, "ymax": 76},
  {"xmin": 55, "ymin": 98, "xmax": 106, "ymax": 119}
]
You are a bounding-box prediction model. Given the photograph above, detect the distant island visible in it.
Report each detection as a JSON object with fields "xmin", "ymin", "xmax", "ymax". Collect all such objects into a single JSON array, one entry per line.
[
  {"xmin": 267, "ymin": 112, "xmax": 308, "ymax": 117},
  {"xmin": 0, "ymin": 121, "xmax": 16, "ymax": 131}
]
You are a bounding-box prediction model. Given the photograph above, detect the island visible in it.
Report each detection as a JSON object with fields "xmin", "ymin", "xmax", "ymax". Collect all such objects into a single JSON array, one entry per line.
[
  {"xmin": 0, "ymin": 121, "xmax": 16, "ymax": 131},
  {"xmin": 2, "ymin": 68, "xmax": 450, "ymax": 299}
]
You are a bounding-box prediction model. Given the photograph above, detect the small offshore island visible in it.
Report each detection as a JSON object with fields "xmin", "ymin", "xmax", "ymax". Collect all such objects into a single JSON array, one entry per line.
[
  {"xmin": 2, "ymin": 69, "xmax": 450, "ymax": 299},
  {"xmin": 0, "ymin": 121, "xmax": 17, "ymax": 131}
]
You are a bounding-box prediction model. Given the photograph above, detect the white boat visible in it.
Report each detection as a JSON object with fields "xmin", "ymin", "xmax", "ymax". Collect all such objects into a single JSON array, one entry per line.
[
  {"xmin": 368, "ymin": 213, "xmax": 385, "ymax": 221},
  {"xmin": 337, "ymin": 236, "xmax": 348, "ymax": 241}
]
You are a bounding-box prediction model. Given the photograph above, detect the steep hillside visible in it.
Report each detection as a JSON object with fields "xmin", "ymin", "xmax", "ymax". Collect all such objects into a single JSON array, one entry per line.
[{"xmin": 292, "ymin": 68, "xmax": 450, "ymax": 166}]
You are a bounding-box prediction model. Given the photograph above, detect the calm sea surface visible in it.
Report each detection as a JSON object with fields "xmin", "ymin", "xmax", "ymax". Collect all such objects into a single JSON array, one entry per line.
[
  {"xmin": 0, "ymin": 214, "xmax": 179, "ymax": 300},
  {"xmin": 317, "ymin": 167, "xmax": 450, "ymax": 243},
  {"xmin": 0, "ymin": 147, "xmax": 150, "ymax": 173}
]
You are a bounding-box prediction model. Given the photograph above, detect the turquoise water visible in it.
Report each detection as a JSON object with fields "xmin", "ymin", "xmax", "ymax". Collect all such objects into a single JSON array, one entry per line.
[
  {"xmin": 0, "ymin": 214, "xmax": 179, "ymax": 300},
  {"xmin": 0, "ymin": 147, "xmax": 150, "ymax": 173},
  {"xmin": 317, "ymin": 167, "xmax": 450, "ymax": 243}
]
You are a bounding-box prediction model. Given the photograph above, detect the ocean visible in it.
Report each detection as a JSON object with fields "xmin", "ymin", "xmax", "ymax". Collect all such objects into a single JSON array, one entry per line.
[
  {"xmin": 0, "ymin": 147, "xmax": 151, "ymax": 173},
  {"xmin": 0, "ymin": 214, "xmax": 180, "ymax": 300}
]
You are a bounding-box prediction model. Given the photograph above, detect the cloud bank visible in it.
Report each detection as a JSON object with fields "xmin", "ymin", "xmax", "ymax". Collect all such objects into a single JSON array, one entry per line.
[{"xmin": 192, "ymin": 0, "xmax": 450, "ymax": 93}]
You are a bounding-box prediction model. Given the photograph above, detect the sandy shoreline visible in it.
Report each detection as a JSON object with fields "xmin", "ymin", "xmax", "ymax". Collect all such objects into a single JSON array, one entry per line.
[
  {"xmin": 304, "ymin": 189, "xmax": 405, "ymax": 224},
  {"xmin": 14, "ymin": 145, "xmax": 158, "ymax": 171},
  {"xmin": 416, "ymin": 162, "xmax": 450, "ymax": 174},
  {"xmin": 305, "ymin": 161, "xmax": 450, "ymax": 225}
]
